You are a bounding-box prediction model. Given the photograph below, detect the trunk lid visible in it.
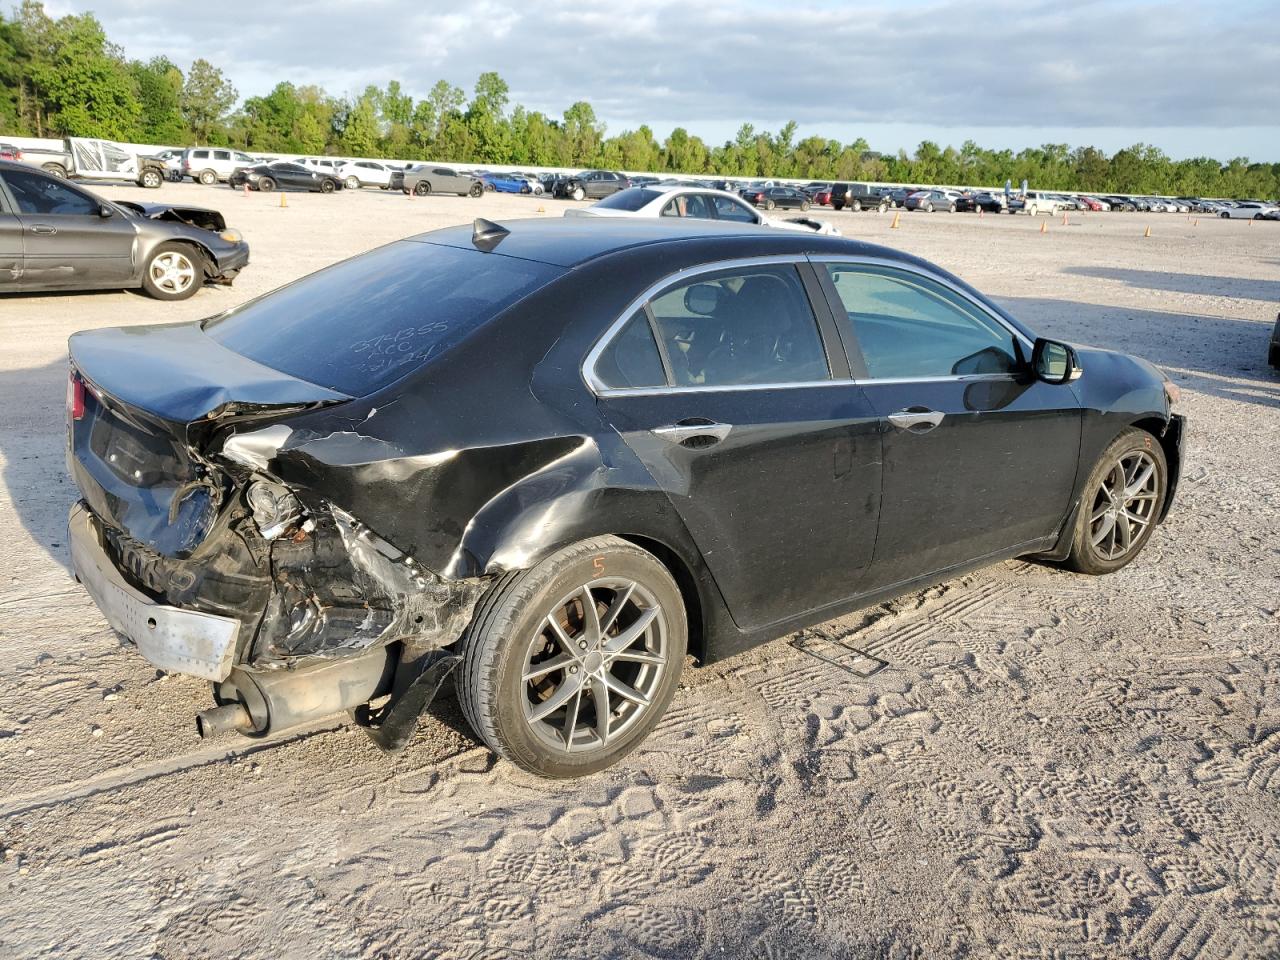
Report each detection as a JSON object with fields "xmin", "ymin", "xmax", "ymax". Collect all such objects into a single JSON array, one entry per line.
[{"xmin": 68, "ymin": 322, "xmax": 350, "ymax": 557}]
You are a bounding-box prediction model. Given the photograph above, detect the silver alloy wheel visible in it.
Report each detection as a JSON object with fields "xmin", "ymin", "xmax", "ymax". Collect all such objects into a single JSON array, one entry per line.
[
  {"xmin": 346, "ymin": 176, "xmax": 360, "ymax": 190},
  {"xmin": 149, "ymin": 251, "xmax": 195, "ymax": 295},
  {"xmin": 1089, "ymin": 450, "xmax": 1159, "ymax": 560},
  {"xmin": 521, "ymin": 577, "xmax": 667, "ymax": 753}
]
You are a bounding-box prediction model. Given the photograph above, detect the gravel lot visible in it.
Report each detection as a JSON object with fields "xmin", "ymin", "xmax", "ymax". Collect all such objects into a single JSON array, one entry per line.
[{"xmin": 1, "ymin": 184, "xmax": 1277, "ymax": 959}]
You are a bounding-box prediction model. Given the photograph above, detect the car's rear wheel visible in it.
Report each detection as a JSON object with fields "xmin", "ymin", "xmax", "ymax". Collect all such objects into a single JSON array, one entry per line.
[
  {"xmin": 948, "ymin": 203, "xmax": 956, "ymax": 213},
  {"xmin": 139, "ymin": 169, "xmax": 162, "ymax": 189},
  {"xmin": 345, "ymin": 175, "xmax": 360, "ymax": 190},
  {"xmin": 765, "ymin": 200, "xmax": 776, "ymax": 210},
  {"xmin": 258, "ymin": 176, "xmax": 275, "ymax": 192},
  {"xmin": 199, "ymin": 169, "xmax": 217, "ymax": 185},
  {"xmin": 141, "ymin": 243, "xmax": 203, "ymax": 301},
  {"xmin": 469, "ymin": 182, "xmax": 483, "ymax": 198},
  {"xmin": 832, "ymin": 202, "xmax": 844, "ymax": 211},
  {"xmin": 320, "ymin": 178, "xmax": 336, "ymax": 193},
  {"xmin": 851, "ymin": 199, "xmax": 862, "ymax": 212},
  {"xmin": 1064, "ymin": 428, "xmax": 1167, "ymax": 575},
  {"xmin": 926, "ymin": 202, "xmax": 935, "ymax": 213},
  {"xmin": 800, "ymin": 200, "xmax": 811, "ymax": 211},
  {"xmin": 457, "ymin": 536, "xmax": 687, "ymax": 778},
  {"xmin": 571, "ymin": 186, "xmax": 585, "ymax": 201},
  {"xmin": 414, "ymin": 180, "xmax": 430, "ymax": 196},
  {"xmin": 1028, "ymin": 205, "xmax": 1038, "ymax": 217}
]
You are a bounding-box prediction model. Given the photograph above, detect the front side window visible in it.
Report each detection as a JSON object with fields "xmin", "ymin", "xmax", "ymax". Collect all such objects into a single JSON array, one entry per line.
[
  {"xmin": 645, "ymin": 265, "xmax": 829, "ymax": 387},
  {"xmin": 713, "ymin": 196, "xmax": 757, "ymax": 223},
  {"xmin": 3, "ymin": 170, "xmax": 98, "ymax": 215},
  {"xmin": 824, "ymin": 264, "xmax": 1017, "ymax": 379},
  {"xmin": 660, "ymin": 194, "xmax": 715, "ymax": 219}
]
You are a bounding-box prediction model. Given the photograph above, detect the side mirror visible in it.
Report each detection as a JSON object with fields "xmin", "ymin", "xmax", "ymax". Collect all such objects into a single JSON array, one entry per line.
[
  {"xmin": 98, "ymin": 204, "xmax": 114, "ymax": 218},
  {"xmin": 1032, "ymin": 337, "xmax": 1081, "ymax": 384}
]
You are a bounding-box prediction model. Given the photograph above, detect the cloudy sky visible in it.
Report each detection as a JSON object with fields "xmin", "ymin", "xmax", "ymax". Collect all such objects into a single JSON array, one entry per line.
[{"xmin": 49, "ymin": 0, "xmax": 1280, "ymax": 160}]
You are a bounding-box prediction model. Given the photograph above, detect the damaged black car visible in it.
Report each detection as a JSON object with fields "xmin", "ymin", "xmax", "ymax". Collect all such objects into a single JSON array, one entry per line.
[
  {"xmin": 1, "ymin": 160, "xmax": 249, "ymax": 300},
  {"xmin": 67, "ymin": 217, "xmax": 1184, "ymax": 778}
]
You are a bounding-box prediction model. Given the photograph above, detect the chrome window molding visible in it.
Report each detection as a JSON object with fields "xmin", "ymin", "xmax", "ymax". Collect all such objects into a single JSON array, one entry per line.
[{"xmin": 582, "ymin": 253, "xmax": 1034, "ymax": 398}]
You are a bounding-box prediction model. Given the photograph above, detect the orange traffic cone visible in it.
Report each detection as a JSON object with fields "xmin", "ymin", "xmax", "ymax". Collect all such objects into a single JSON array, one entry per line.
[
  {"xmin": 279, "ymin": 192, "xmax": 287, "ymax": 208},
  {"xmin": 1193, "ymin": 219, "xmax": 1198, "ymax": 227},
  {"xmin": 1040, "ymin": 220, "xmax": 1048, "ymax": 234},
  {"xmin": 242, "ymin": 183, "xmax": 249, "ymax": 197},
  {"xmin": 537, "ymin": 205, "xmax": 545, "ymax": 214},
  {"xmin": 1144, "ymin": 225, "xmax": 1151, "ymax": 238},
  {"xmin": 890, "ymin": 211, "xmax": 901, "ymax": 229},
  {"xmin": 978, "ymin": 207, "xmax": 983, "ymax": 219}
]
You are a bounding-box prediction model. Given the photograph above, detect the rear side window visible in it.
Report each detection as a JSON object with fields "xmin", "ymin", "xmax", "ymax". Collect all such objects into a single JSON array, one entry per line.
[
  {"xmin": 205, "ymin": 241, "xmax": 563, "ymax": 394},
  {"xmin": 594, "ymin": 311, "xmax": 666, "ymax": 389},
  {"xmin": 648, "ymin": 265, "xmax": 829, "ymax": 387},
  {"xmin": 594, "ymin": 188, "xmax": 661, "ymax": 211}
]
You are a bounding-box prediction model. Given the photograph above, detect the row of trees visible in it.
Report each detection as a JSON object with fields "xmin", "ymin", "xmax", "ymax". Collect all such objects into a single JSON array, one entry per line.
[{"xmin": 2, "ymin": 2, "xmax": 1278, "ymax": 198}]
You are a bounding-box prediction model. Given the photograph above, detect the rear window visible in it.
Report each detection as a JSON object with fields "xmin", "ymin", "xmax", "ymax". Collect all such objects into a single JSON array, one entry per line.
[
  {"xmin": 204, "ymin": 241, "xmax": 563, "ymax": 394},
  {"xmin": 594, "ymin": 188, "xmax": 661, "ymax": 211}
]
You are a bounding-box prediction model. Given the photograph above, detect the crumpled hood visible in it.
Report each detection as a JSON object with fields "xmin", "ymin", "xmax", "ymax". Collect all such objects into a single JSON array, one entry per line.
[
  {"xmin": 68, "ymin": 322, "xmax": 349, "ymax": 427},
  {"xmin": 114, "ymin": 201, "xmax": 228, "ymax": 232}
]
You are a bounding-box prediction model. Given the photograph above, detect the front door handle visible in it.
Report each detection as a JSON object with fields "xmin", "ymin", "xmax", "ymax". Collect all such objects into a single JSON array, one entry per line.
[
  {"xmin": 30, "ymin": 224, "xmax": 57, "ymax": 236},
  {"xmin": 888, "ymin": 408, "xmax": 945, "ymax": 432},
  {"xmin": 652, "ymin": 421, "xmax": 732, "ymax": 447}
]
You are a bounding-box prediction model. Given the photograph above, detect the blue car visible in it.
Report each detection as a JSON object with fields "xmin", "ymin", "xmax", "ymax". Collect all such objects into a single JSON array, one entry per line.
[{"xmin": 480, "ymin": 172, "xmax": 528, "ymax": 194}]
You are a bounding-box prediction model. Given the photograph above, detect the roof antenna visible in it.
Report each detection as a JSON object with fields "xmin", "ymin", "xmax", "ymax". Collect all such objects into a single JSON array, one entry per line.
[{"xmin": 472, "ymin": 218, "xmax": 510, "ymax": 252}]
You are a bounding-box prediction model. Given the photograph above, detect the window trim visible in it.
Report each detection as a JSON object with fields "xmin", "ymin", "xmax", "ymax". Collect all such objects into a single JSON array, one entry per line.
[{"xmin": 583, "ymin": 254, "xmax": 1034, "ymax": 397}]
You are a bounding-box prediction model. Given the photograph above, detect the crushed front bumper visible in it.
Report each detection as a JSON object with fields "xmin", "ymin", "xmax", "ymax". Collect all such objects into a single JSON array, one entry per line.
[{"xmin": 68, "ymin": 502, "xmax": 240, "ymax": 681}]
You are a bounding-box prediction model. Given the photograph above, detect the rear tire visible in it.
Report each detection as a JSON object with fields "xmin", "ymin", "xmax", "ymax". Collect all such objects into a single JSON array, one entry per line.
[
  {"xmin": 851, "ymin": 199, "xmax": 862, "ymax": 212},
  {"xmin": 414, "ymin": 180, "xmax": 430, "ymax": 196},
  {"xmin": 1063, "ymin": 428, "xmax": 1168, "ymax": 575},
  {"xmin": 138, "ymin": 168, "xmax": 162, "ymax": 189},
  {"xmin": 320, "ymin": 178, "xmax": 336, "ymax": 193},
  {"xmin": 457, "ymin": 536, "xmax": 687, "ymax": 779},
  {"xmin": 800, "ymin": 200, "xmax": 810, "ymax": 211},
  {"xmin": 199, "ymin": 169, "xmax": 217, "ymax": 185},
  {"xmin": 765, "ymin": 199, "xmax": 775, "ymax": 210},
  {"xmin": 345, "ymin": 176, "xmax": 360, "ymax": 190},
  {"xmin": 571, "ymin": 186, "xmax": 585, "ymax": 201},
  {"xmin": 258, "ymin": 176, "xmax": 276, "ymax": 192},
  {"xmin": 141, "ymin": 242, "xmax": 203, "ymax": 301},
  {"xmin": 469, "ymin": 182, "xmax": 483, "ymax": 198},
  {"xmin": 43, "ymin": 163, "xmax": 67, "ymax": 178}
]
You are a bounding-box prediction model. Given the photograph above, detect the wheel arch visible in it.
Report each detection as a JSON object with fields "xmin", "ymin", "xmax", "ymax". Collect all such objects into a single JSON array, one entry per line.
[{"xmin": 1129, "ymin": 414, "xmax": 1182, "ymax": 522}]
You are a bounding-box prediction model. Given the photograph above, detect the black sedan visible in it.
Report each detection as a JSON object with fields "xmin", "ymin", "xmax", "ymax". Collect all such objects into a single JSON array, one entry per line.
[
  {"xmin": 229, "ymin": 161, "xmax": 344, "ymax": 194},
  {"xmin": 0, "ymin": 160, "xmax": 249, "ymax": 300},
  {"xmin": 743, "ymin": 186, "xmax": 812, "ymax": 210},
  {"xmin": 65, "ymin": 218, "xmax": 1184, "ymax": 777}
]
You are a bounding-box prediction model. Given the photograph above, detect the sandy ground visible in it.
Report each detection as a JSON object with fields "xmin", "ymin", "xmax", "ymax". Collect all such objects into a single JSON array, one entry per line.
[{"xmin": 1, "ymin": 183, "xmax": 1278, "ymax": 959}]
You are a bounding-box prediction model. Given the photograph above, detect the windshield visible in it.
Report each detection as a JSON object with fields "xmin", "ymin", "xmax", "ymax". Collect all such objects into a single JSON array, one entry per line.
[
  {"xmin": 594, "ymin": 188, "xmax": 661, "ymax": 211},
  {"xmin": 204, "ymin": 241, "xmax": 564, "ymax": 394}
]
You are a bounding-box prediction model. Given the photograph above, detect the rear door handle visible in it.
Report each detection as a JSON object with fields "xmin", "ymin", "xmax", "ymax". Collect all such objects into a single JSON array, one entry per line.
[
  {"xmin": 30, "ymin": 224, "xmax": 57, "ymax": 236},
  {"xmin": 652, "ymin": 422, "xmax": 732, "ymax": 446},
  {"xmin": 888, "ymin": 408, "xmax": 945, "ymax": 432}
]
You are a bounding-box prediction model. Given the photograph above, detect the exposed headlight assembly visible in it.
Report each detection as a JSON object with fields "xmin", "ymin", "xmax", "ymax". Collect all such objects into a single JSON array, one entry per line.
[
  {"xmin": 219, "ymin": 229, "xmax": 242, "ymax": 243},
  {"xmin": 247, "ymin": 480, "xmax": 303, "ymax": 540}
]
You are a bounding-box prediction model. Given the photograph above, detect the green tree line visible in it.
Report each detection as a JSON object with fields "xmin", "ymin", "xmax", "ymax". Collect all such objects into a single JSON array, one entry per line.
[{"xmin": 2, "ymin": 2, "xmax": 1277, "ymax": 198}]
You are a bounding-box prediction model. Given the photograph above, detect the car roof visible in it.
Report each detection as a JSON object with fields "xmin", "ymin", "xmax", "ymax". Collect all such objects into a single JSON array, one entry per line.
[{"xmin": 408, "ymin": 216, "xmax": 912, "ymax": 269}]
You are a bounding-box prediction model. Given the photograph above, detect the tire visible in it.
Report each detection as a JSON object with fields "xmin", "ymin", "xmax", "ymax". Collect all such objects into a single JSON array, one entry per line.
[
  {"xmin": 469, "ymin": 182, "xmax": 483, "ymax": 198},
  {"xmin": 198, "ymin": 169, "xmax": 217, "ymax": 186},
  {"xmin": 878, "ymin": 202, "xmax": 889, "ymax": 213},
  {"xmin": 138, "ymin": 168, "xmax": 162, "ymax": 189},
  {"xmin": 1063, "ymin": 428, "xmax": 1168, "ymax": 575},
  {"xmin": 851, "ymin": 199, "xmax": 862, "ymax": 212},
  {"xmin": 457, "ymin": 536, "xmax": 687, "ymax": 778},
  {"xmin": 345, "ymin": 176, "xmax": 360, "ymax": 190},
  {"xmin": 414, "ymin": 180, "xmax": 430, "ymax": 196},
  {"xmin": 948, "ymin": 203, "xmax": 956, "ymax": 213},
  {"xmin": 141, "ymin": 242, "xmax": 203, "ymax": 301},
  {"xmin": 765, "ymin": 200, "xmax": 776, "ymax": 210},
  {"xmin": 1255, "ymin": 214, "xmax": 1263, "ymax": 221},
  {"xmin": 1220, "ymin": 211, "xmax": 1229, "ymax": 218},
  {"xmin": 1028, "ymin": 206, "xmax": 1038, "ymax": 217},
  {"xmin": 832, "ymin": 202, "xmax": 844, "ymax": 211},
  {"xmin": 800, "ymin": 200, "xmax": 810, "ymax": 211},
  {"xmin": 926, "ymin": 203, "xmax": 935, "ymax": 213},
  {"xmin": 571, "ymin": 186, "xmax": 585, "ymax": 201},
  {"xmin": 42, "ymin": 163, "xmax": 67, "ymax": 178},
  {"xmin": 258, "ymin": 176, "xmax": 275, "ymax": 192},
  {"xmin": 320, "ymin": 178, "xmax": 336, "ymax": 193}
]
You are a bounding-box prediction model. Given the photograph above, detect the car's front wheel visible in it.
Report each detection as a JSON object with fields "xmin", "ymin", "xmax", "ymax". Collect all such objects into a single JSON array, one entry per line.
[
  {"xmin": 141, "ymin": 243, "xmax": 203, "ymax": 301},
  {"xmin": 457, "ymin": 536, "xmax": 687, "ymax": 778},
  {"xmin": 345, "ymin": 176, "xmax": 360, "ymax": 190},
  {"xmin": 571, "ymin": 186, "xmax": 585, "ymax": 201},
  {"xmin": 138, "ymin": 168, "xmax": 162, "ymax": 189},
  {"xmin": 199, "ymin": 170, "xmax": 217, "ymax": 185},
  {"xmin": 414, "ymin": 180, "xmax": 431, "ymax": 196},
  {"xmin": 1064, "ymin": 428, "xmax": 1168, "ymax": 575},
  {"xmin": 258, "ymin": 176, "xmax": 276, "ymax": 192},
  {"xmin": 469, "ymin": 182, "xmax": 483, "ymax": 198},
  {"xmin": 320, "ymin": 178, "xmax": 336, "ymax": 193}
]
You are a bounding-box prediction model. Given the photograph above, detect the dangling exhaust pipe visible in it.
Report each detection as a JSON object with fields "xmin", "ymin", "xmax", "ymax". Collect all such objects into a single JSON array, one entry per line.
[{"xmin": 196, "ymin": 646, "xmax": 396, "ymax": 740}]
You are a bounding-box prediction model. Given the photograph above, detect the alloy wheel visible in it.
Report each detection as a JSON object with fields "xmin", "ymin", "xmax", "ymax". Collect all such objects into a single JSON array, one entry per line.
[
  {"xmin": 1088, "ymin": 451, "xmax": 1159, "ymax": 561},
  {"xmin": 149, "ymin": 251, "xmax": 195, "ymax": 295},
  {"xmin": 521, "ymin": 578, "xmax": 668, "ymax": 753}
]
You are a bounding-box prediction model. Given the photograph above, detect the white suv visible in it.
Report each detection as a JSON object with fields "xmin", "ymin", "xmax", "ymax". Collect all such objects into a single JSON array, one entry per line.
[
  {"xmin": 336, "ymin": 160, "xmax": 396, "ymax": 190},
  {"xmin": 183, "ymin": 147, "xmax": 258, "ymax": 184},
  {"xmin": 1012, "ymin": 190, "xmax": 1063, "ymax": 216},
  {"xmin": 300, "ymin": 157, "xmax": 345, "ymax": 176}
]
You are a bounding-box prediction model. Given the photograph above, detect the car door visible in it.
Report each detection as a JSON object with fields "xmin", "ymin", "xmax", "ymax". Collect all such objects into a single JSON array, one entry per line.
[
  {"xmin": 0, "ymin": 167, "xmax": 135, "ymax": 290},
  {"xmin": 0, "ymin": 186, "xmax": 22, "ymax": 287},
  {"xmin": 587, "ymin": 259, "xmax": 883, "ymax": 631},
  {"xmin": 813, "ymin": 259, "xmax": 1082, "ymax": 591}
]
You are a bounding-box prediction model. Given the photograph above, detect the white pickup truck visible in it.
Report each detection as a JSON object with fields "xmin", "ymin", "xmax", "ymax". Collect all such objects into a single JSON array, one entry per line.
[{"xmin": 18, "ymin": 137, "xmax": 166, "ymax": 188}]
